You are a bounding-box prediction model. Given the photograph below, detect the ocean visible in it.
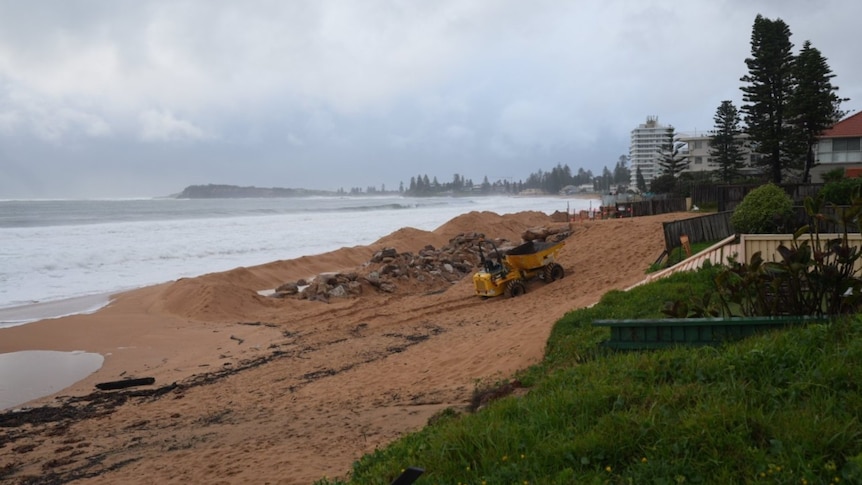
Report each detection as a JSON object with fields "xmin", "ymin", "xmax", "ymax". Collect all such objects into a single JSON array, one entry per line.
[{"xmin": 0, "ymin": 195, "xmax": 596, "ymax": 328}]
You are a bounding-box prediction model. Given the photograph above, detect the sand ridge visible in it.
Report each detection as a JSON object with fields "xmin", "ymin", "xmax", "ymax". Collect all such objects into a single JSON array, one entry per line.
[{"xmin": 0, "ymin": 210, "xmax": 694, "ymax": 484}]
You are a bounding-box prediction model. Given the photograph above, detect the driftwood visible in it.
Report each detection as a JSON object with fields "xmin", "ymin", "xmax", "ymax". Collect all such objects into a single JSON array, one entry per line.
[{"xmin": 95, "ymin": 377, "xmax": 156, "ymax": 391}]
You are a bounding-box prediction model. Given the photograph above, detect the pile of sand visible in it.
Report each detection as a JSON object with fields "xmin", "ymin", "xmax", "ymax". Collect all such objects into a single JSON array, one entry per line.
[{"xmin": 0, "ymin": 210, "xmax": 693, "ymax": 484}]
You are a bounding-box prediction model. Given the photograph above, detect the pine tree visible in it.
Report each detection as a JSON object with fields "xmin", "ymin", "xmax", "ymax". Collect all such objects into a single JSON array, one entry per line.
[
  {"xmin": 636, "ymin": 166, "xmax": 647, "ymax": 192},
  {"xmin": 613, "ymin": 155, "xmax": 631, "ymax": 187},
  {"xmin": 452, "ymin": 173, "xmax": 463, "ymax": 192},
  {"xmin": 788, "ymin": 40, "xmax": 847, "ymax": 183},
  {"xmin": 601, "ymin": 166, "xmax": 613, "ymax": 192},
  {"xmin": 655, "ymin": 129, "xmax": 690, "ymax": 178},
  {"xmin": 576, "ymin": 167, "xmax": 592, "ymax": 186},
  {"xmin": 709, "ymin": 100, "xmax": 746, "ymax": 183},
  {"xmin": 740, "ymin": 15, "xmax": 796, "ymax": 184}
]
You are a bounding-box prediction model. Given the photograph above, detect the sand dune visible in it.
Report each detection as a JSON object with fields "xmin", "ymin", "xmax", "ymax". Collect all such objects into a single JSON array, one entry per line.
[{"xmin": 0, "ymin": 210, "xmax": 693, "ymax": 484}]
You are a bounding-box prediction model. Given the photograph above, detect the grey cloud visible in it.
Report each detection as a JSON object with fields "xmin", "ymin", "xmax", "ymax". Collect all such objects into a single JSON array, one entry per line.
[{"xmin": 0, "ymin": 0, "xmax": 859, "ymax": 198}]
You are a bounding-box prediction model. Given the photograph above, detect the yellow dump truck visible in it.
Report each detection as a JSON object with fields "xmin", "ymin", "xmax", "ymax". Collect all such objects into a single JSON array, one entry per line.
[{"xmin": 473, "ymin": 239, "xmax": 565, "ymax": 297}]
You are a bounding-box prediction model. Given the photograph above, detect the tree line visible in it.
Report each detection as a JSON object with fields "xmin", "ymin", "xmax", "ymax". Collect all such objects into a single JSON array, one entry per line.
[{"xmin": 403, "ymin": 158, "xmax": 631, "ymax": 196}]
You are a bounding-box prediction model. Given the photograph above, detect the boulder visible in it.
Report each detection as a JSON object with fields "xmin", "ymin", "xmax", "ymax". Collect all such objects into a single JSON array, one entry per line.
[{"xmin": 371, "ymin": 247, "xmax": 399, "ymax": 263}]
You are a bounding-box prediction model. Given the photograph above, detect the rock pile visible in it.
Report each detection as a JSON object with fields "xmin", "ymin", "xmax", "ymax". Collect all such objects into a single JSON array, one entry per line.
[
  {"xmin": 271, "ymin": 225, "xmax": 571, "ymax": 303},
  {"xmin": 521, "ymin": 225, "xmax": 571, "ymax": 243}
]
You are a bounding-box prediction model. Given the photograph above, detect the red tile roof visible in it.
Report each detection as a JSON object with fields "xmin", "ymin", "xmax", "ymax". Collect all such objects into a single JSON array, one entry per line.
[{"xmin": 821, "ymin": 111, "xmax": 862, "ymax": 138}]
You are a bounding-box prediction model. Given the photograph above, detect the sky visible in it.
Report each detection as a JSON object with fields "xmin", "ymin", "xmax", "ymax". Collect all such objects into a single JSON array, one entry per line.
[{"xmin": 0, "ymin": 1, "xmax": 860, "ymax": 199}]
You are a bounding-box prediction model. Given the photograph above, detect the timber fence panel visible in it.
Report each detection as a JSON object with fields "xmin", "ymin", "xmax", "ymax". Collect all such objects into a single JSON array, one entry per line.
[
  {"xmin": 696, "ymin": 183, "xmax": 825, "ymax": 212},
  {"xmin": 740, "ymin": 233, "xmax": 862, "ymax": 272},
  {"xmin": 662, "ymin": 211, "xmax": 734, "ymax": 251},
  {"xmin": 628, "ymin": 198, "xmax": 687, "ymax": 217}
]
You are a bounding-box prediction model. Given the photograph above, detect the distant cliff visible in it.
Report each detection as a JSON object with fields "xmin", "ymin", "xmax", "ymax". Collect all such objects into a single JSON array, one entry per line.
[{"xmin": 176, "ymin": 184, "xmax": 334, "ymax": 198}]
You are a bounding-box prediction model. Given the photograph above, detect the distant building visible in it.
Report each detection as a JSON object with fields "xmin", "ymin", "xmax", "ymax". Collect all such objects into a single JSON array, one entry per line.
[
  {"xmin": 629, "ymin": 116, "xmax": 672, "ymax": 189},
  {"xmin": 627, "ymin": 110, "xmax": 862, "ymax": 184},
  {"xmin": 676, "ymin": 131, "xmax": 762, "ymax": 178},
  {"xmin": 812, "ymin": 111, "xmax": 862, "ymax": 180}
]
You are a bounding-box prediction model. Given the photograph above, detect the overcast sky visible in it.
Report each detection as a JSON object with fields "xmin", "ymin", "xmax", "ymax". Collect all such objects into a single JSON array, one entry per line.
[{"xmin": 0, "ymin": 1, "xmax": 859, "ymax": 198}]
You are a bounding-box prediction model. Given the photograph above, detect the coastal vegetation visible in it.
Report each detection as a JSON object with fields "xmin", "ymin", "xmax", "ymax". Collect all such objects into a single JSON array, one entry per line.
[
  {"xmin": 729, "ymin": 183, "xmax": 795, "ymax": 234},
  {"xmin": 821, "ymin": 175, "xmax": 862, "ymax": 205},
  {"xmin": 709, "ymin": 100, "xmax": 747, "ymax": 183},
  {"xmin": 403, "ymin": 160, "xmax": 630, "ymax": 197},
  {"xmin": 740, "ymin": 15, "xmax": 846, "ymax": 185},
  {"xmin": 317, "ymin": 266, "xmax": 862, "ymax": 484},
  {"xmin": 317, "ymin": 190, "xmax": 862, "ymax": 484}
]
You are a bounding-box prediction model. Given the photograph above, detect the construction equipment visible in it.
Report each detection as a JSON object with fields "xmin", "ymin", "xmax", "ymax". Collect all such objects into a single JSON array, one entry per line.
[{"xmin": 473, "ymin": 239, "xmax": 565, "ymax": 297}]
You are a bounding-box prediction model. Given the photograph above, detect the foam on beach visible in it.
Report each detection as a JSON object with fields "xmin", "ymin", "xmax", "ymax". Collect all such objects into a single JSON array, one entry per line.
[{"xmin": 0, "ymin": 294, "xmax": 112, "ymax": 329}]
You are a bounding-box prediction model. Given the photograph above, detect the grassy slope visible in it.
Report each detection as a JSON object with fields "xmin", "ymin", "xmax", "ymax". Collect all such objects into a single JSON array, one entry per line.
[{"xmin": 318, "ymin": 267, "xmax": 862, "ymax": 485}]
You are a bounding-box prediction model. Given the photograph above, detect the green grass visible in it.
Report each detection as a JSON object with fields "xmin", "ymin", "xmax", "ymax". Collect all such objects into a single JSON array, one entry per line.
[
  {"xmin": 316, "ymin": 268, "xmax": 862, "ymax": 485},
  {"xmin": 648, "ymin": 240, "xmax": 719, "ymax": 273}
]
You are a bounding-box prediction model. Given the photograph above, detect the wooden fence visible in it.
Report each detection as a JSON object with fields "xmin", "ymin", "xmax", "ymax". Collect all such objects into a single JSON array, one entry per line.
[
  {"xmin": 662, "ymin": 205, "xmax": 860, "ymax": 252},
  {"xmin": 663, "ymin": 212, "xmax": 734, "ymax": 251},
  {"xmin": 617, "ymin": 197, "xmax": 687, "ymax": 218},
  {"xmin": 740, "ymin": 233, "xmax": 862, "ymax": 272},
  {"xmin": 691, "ymin": 183, "xmax": 824, "ymax": 212}
]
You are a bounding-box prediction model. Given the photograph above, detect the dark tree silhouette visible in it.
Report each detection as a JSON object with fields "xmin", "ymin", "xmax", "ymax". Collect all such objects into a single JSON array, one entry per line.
[
  {"xmin": 788, "ymin": 40, "xmax": 847, "ymax": 182},
  {"xmin": 740, "ymin": 15, "xmax": 796, "ymax": 183},
  {"xmin": 709, "ymin": 100, "xmax": 747, "ymax": 183}
]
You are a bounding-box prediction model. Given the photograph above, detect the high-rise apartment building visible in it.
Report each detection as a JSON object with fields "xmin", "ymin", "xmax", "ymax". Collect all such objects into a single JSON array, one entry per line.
[{"xmin": 629, "ymin": 116, "xmax": 673, "ymax": 190}]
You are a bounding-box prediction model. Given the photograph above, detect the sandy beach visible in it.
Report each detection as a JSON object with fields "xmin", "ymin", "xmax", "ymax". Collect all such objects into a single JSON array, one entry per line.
[{"xmin": 0, "ymin": 209, "xmax": 692, "ymax": 484}]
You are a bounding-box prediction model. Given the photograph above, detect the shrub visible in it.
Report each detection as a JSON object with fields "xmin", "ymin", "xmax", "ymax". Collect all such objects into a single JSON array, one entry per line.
[
  {"xmin": 649, "ymin": 174, "xmax": 676, "ymax": 194},
  {"xmin": 730, "ymin": 183, "xmax": 794, "ymax": 234},
  {"xmin": 819, "ymin": 177, "xmax": 862, "ymax": 205},
  {"xmin": 821, "ymin": 167, "xmax": 846, "ymax": 183}
]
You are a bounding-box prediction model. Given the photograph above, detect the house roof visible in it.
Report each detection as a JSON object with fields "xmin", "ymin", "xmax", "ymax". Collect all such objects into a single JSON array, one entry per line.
[{"xmin": 821, "ymin": 111, "xmax": 862, "ymax": 138}]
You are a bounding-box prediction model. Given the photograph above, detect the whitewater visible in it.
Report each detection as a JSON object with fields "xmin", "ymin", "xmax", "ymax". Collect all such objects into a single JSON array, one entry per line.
[{"xmin": 0, "ymin": 195, "xmax": 596, "ymax": 327}]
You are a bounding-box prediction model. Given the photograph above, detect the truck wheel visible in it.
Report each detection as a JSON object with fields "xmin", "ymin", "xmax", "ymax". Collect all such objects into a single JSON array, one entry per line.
[
  {"xmin": 505, "ymin": 280, "xmax": 526, "ymax": 297},
  {"xmin": 544, "ymin": 263, "xmax": 565, "ymax": 282}
]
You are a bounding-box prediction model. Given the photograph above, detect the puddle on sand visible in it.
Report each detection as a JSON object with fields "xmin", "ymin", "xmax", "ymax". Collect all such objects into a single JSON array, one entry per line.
[{"xmin": 0, "ymin": 350, "xmax": 104, "ymax": 410}]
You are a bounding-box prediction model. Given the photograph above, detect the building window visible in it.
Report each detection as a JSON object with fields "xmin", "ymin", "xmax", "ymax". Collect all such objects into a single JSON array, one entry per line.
[
  {"xmin": 834, "ymin": 137, "xmax": 861, "ymax": 151},
  {"xmin": 693, "ymin": 140, "xmax": 703, "ymax": 149},
  {"xmin": 694, "ymin": 156, "xmax": 703, "ymax": 164}
]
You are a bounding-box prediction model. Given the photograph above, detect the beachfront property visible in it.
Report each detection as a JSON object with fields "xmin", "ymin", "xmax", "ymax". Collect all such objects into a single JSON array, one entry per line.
[
  {"xmin": 811, "ymin": 111, "xmax": 862, "ymax": 181},
  {"xmin": 628, "ymin": 115, "xmax": 764, "ymax": 188},
  {"xmin": 629, "ymin": 116, "xmax": 673, "ymax": 189},
  {"xmin": 630, "ymin": 111, "xmax": 862, "ymax": 190},
  {"xmin": 676, "ymin": 131, "xmax": 762, "ymax": 177}
]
